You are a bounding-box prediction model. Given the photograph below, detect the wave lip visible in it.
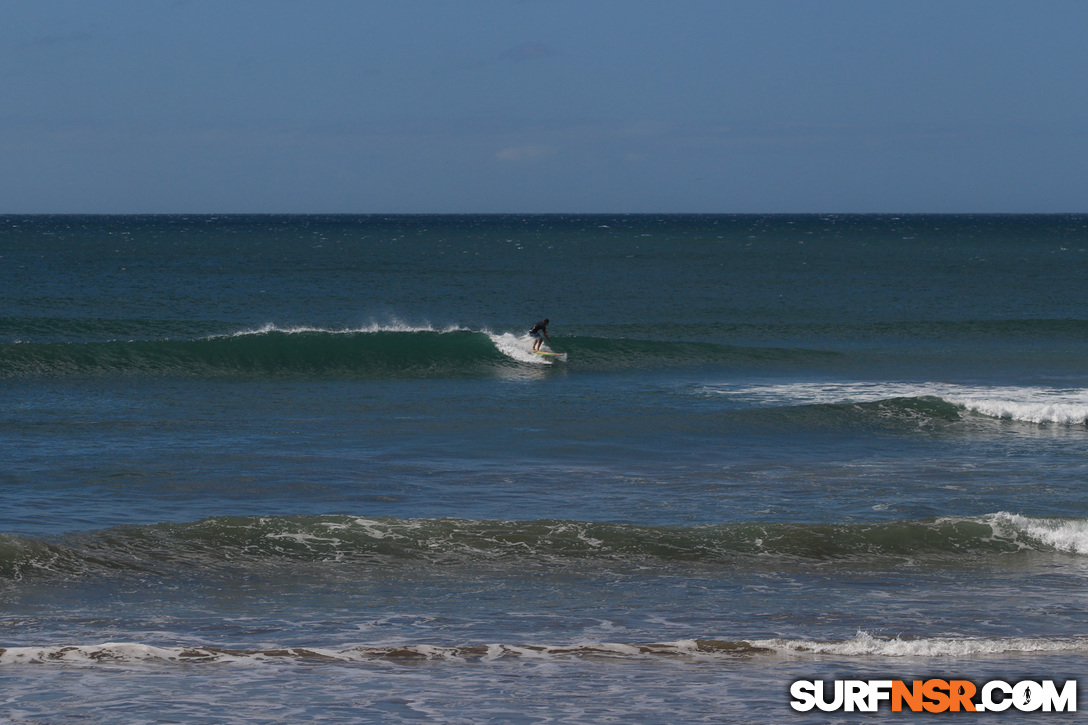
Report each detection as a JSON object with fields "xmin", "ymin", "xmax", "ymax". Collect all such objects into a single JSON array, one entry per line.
[{"xmin": 220, "ymin": 321, "xmax": 469, "ymax": 338}]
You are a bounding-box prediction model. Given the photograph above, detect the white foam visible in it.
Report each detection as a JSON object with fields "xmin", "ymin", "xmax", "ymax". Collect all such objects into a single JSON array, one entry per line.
[
  {"xmin": 8, "ymin": 635, "xmax": 1086, "ymax": 667},
  {"xmin": 701, "ymin": 381, "xmax": 1088, "ymax": 425},
  {"xmin": 340, "ymin": 518, "xmax": 406, "ymax": 540},
  {"xmin": 982, "ymin": 512, "xmax": 1088, "ymax": 555},
  {"xmin": 0, "ymin": 643, "xmax": 195, "ymax": 665},
  {"xmin": 487, "ymin": 332, "xmax": 553, "ymax": 365},
  {"xmin": 749, "ymin": 630, "xmax": 1088, "ymax": 658},
  {"xmin": 264, "ymin": 532, "xmax": 343, "ymax": 546},
  {"xmin": 220, "ymin": 320, "xmax": 468, "ymax": 338},
  {"xmin": 948, "ymin": 395, "xmax": 1088, "ymax": 426}
]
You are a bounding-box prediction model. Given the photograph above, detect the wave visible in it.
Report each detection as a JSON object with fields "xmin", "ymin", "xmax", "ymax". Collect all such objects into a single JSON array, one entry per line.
[
  {"xmin": 0, "ymin": 325, "xmax": 514, "ymax": 379},
  {"xmin": 4, "ymin": 513, "xmax": 1085, "ymax": 582},
  {"xmin": 0, "ymin": 640, "xmax": 772, "ymax": 666},
  {"xmin": 702, "ymin": 381, "xmax": 1088, "ymax": 427},
  {"xmin": 0, "ymin": 324, "xmax": 834, "ymax": 379},
  {"xmin": 4, "ymin": 633, "xmax": 1086, "ymax": 667}
]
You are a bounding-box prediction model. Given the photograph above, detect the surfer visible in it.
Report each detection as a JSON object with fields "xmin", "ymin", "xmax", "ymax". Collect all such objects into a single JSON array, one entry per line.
[{"xmin": 529, "ymin": 318, "xmax": 550, "ymax": 352}]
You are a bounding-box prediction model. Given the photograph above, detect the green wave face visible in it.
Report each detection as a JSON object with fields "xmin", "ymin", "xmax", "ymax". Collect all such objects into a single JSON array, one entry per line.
[
  {"xmin": 3, "ymin": 514, "xmax": 1083, "ymax": 582},
  {"xmin": 0, "ymin": 327, "xmax": 835, "ymax": 379},
  {"xmin": 0, "ymin": 329, "xmax": 510, "ymax": 379}
]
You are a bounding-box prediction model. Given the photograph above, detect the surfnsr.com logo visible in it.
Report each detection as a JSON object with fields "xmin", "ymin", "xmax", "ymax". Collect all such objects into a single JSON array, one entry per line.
[{"xmin": 790, "ymin": 679, "xmax": 1077, "ymax": 713}]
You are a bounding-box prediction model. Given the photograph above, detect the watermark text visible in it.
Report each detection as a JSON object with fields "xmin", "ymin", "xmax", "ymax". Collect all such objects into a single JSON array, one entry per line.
[{"xmin": 790, "ymin": 679, "xmax": 1077, "ymax": 713}]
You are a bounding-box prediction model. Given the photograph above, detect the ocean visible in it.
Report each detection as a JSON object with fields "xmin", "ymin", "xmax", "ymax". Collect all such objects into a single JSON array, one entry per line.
[{"xmin": 1, "ymin": 214, "xmax": 1086, "ymax": 722}]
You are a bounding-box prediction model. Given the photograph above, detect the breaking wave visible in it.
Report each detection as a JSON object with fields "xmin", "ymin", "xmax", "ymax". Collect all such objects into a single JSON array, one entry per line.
[
  {"xmin": 4, "ymin": 513, "xmax": 1086, "ymax": 582},
  {"xmin": 4, "ymin": 632, "xmax": 1086, "ymax": 667},
  {"xmin": 0, "ymin": 324, "xmax": 834, "ymax": 379},
  {"xmin": 701, "ymin": 381, "xmax": 1088, "ymax": 428}
]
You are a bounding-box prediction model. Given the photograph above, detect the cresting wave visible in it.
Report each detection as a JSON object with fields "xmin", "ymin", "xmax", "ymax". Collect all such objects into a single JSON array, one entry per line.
[
  {"xmin": 4, "ymin": 513, "xmax": 1086, "ymax": 581},
  {"xmin": 0, "ymin": 324, "xmax": 827, "ymax": 378},
  {"xmin": 0, "ymin": 325, "xmax": 508, "ymax": 379},
  {"xmin": 704, "ymin": 381, "xmax": 1088, "ymax": 427},
  {"xmin": 0, "ymin": 640, "xmax": 770, "ymax": 666},
  {"xmin": 4, "ymin": 633, "xmax": 1086, "ymax": 667}
]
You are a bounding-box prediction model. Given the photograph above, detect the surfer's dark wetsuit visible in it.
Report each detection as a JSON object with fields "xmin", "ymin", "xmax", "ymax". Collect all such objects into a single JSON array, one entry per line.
[{"xmin": 529, "ymin": 319, "xmax": 550, "ymax": 351}]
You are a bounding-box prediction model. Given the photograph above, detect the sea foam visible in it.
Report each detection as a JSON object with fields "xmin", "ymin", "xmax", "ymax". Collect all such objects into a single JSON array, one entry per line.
[
  {"xmin": 704, "ymin": 381, "xmax": 1088, "ymax": 426},
  {"xmin": 982, "ymin": 512, "xmax": 1088, "ymax": 555},
  {"xmin": 5, "ymin": 634, "xmax": 1087, "ymax": 666},
  {"xmin": 748, "ymin": 631, "xmax": 1088, "ymax": 658},
  {"xmin": 486, "ymin": 331, "xmax": 555, "ymax": 365}
]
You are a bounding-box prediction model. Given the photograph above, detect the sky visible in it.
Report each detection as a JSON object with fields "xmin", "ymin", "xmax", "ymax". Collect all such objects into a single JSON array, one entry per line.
[{"xmin": 2, "ymin": 0, "xmax": 1086, "ymax": 214}]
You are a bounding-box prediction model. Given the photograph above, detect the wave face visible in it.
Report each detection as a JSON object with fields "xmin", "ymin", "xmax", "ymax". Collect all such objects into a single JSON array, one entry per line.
[
  {"xmin": 0, "ymin": 325, "xmax": 833, "ymax": 379},
  {"xmin": 0, "ymin": 326, "xmax": 508, "ymax": 379},
  {"xmin": 4, "ymin": 513, "xmax": 1086, "ymax": 582}
]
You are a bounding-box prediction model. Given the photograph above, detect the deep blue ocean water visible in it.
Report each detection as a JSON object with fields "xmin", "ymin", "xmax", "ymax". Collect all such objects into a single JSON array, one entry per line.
[{"xmin": 2, "ymin": 214, "xmax": 1087, "ymax": 722}]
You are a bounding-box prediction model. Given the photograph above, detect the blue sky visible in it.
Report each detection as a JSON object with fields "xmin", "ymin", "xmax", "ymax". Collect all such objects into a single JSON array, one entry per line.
[{"xmin": 2, "ymin": 0, "xmax": 1086, "ymax": 213}]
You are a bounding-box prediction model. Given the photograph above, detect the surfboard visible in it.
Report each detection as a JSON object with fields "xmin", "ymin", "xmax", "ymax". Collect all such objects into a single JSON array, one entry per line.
[{"xmin": 533, "ymin": 350, "xmax": 567, "ymax": 361}]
